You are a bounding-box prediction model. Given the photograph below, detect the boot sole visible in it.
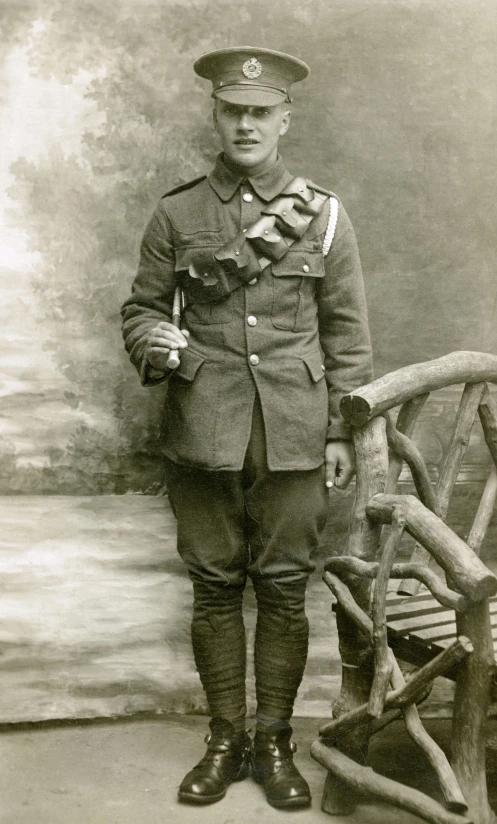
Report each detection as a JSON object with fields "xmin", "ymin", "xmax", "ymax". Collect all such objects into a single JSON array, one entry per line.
[
  {"xmin": 267, "ymin": 795, "xmax": 312, "ymax": 810},
  {"xmin": 178, "ymin": 790, "xmax": 226, "ymax": 805},
  {"xmin": 252, "ymin": 772, "xmax": 311, "ymax": 809},
  {"xmin": 177, "ymin": 762, "xmax": 250, "ymax": 805}
]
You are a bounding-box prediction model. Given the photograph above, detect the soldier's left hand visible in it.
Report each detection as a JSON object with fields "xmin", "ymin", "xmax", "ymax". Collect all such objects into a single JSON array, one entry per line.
[{"xmin": 325, "ymin": 441, "xmax": 355, "ymax": 490}]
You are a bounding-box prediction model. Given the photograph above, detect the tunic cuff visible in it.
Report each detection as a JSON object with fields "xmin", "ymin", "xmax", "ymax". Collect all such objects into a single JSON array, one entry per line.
[{"xmin": 140, "ymin": 354, "xmax": 170, "ymax": 387}]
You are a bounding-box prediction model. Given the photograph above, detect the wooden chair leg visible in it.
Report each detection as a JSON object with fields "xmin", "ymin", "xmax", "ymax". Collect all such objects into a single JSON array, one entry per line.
[
  {"xmin": 322, "ymin": 604, "xmax": 373, "ymax": 815},
  {"xmin": 322, "ymin": 667, "xmax": 371, "ymax": 815},
  {"xmin": 452, "ymin": 600, "xmax": 496, "ymax": 824},
  {"xmin": 322, "ymin": 769, "xmax": 357, "ymax": 816}
]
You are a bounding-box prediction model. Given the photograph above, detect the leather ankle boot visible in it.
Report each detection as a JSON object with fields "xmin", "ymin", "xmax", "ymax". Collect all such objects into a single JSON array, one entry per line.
[
  {"xmin": 178, "ymin": 717, "xmax": 251, "ymax": 805},
  {"xmin": 252, "ymin": 724, "xmax": 311, "ymax": 809}
]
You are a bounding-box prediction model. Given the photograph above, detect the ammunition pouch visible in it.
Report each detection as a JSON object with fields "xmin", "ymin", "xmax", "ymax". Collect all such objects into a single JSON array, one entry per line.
[{"xmin": 176, "ymin": 177, "xmax": 330, "ymax": 306}]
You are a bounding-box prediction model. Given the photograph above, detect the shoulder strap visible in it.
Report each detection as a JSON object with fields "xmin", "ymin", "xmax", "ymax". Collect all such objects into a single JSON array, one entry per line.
[
  {"xmin": 306, "ymin": 179, "xmax": 337, "ymax": 199},
  {"xmin": 162, "ymin": 175, "xmax": 207, "ymax": 199}
]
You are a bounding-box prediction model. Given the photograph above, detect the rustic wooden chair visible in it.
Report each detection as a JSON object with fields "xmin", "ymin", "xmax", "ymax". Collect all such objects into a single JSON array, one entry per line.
[{"xmin": 311, "ymin": 351, "xmax": 497, "ymax": 824}]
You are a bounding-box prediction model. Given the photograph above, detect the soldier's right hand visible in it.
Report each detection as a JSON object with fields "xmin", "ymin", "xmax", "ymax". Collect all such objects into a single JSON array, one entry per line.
[{"xmin": 146, "ymin": 322, "xmax": 190, "ymax": 371}]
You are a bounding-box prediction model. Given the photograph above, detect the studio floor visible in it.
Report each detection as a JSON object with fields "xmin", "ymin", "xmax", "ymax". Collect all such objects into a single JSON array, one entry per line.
[
  {"xmin": 1, "ymin": 713, "xmax": 497, "ymax": 824},
  {"xmin": 1, "ymin": 491, "xmax": 497, "ymax": 822}
]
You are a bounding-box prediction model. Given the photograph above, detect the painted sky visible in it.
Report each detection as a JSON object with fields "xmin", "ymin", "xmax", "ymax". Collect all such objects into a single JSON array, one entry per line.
[
  {"xmin": 0, "ymin": 30, "xmax": 103, "ymax": 268},
  {"xmin": 0, "ymin": 30, "xmax": 105, "ymax": 470}
]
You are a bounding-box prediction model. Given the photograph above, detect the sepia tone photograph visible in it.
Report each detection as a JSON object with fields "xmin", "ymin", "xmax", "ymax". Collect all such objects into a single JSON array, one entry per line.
[{"xmin": 1, "ymin": 0, "xmax": 497, "ymax": 822}]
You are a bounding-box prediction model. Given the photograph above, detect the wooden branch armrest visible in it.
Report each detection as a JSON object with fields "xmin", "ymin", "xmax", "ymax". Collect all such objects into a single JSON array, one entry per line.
[
  {"xmin": 325, "ymin": 556, "xmax": 469, "ymax": 611},
  {"xmin": 366, "ymin": 493, "xmax": 497, "ymax": 603},
  {"xmin": 340, "ymin": 351, "xmax": 497, "ymax": 426}
]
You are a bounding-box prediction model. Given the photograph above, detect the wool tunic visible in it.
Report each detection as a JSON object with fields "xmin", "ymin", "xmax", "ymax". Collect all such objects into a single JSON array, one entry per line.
[{"xmin": 121, "ymin": 154, "xmax": 373, "ymax": 471}]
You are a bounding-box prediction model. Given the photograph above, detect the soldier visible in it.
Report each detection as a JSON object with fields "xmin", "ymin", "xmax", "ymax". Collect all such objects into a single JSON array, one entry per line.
[{"xmin": 121, "ymin": 46, "xmax": 373, "ymax": 810}]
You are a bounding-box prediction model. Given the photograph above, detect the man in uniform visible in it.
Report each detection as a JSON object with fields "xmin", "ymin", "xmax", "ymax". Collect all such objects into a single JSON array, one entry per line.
[{"xmin": 121, "ymin": 47, "xmax": 373, "ymax": 810}]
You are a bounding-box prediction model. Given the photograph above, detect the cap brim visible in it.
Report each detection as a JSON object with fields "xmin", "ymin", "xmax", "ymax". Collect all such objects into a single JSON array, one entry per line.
[{"xmin": 213, "ymin": 87, "xmax": 287, "ymax": 106}]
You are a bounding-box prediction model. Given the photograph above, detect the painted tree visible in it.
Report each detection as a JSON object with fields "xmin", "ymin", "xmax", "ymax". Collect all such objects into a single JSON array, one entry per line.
[
  {"xmin": 6, "ymin": 0, "xmax": 309, "ymax": 491},
  {"xmin": 5, "ymin": 0, "xmax": 497, "ymax": 492}
]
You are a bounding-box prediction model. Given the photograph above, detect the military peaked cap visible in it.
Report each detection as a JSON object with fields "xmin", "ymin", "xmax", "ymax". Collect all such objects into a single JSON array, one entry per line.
[{"xmin": 194, "ymin": 46, "xmax": 309, "ymax": 106}]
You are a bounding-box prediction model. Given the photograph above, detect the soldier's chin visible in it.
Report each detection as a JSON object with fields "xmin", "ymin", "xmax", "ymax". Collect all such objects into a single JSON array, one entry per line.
[{"xmin": 228, "ymin": 144, "xmax": 262, "ymax": 166}]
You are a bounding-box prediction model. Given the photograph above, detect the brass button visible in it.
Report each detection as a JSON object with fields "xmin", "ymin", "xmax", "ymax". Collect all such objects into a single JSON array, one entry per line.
[
  {"xmin": 248, "ymin": 278, "xmax": 258, "ymax": 285},
  {"xmin": 247, "ymin": 316, "xmax": 257, "ymax": 327},
  {"xmin": 321, "ymin": 364, "xmax": 326, "ymax": 371},
  {"xmin": 249, "ymin": 354, "xmax": 260, "ymax": 366},
  {"xmin": 243, "ymin": 192, "xmax": 253, "ymax": 203},
  {"xmin": 302, "ymin": 264, "xmax": 310, "ymax": 273}
]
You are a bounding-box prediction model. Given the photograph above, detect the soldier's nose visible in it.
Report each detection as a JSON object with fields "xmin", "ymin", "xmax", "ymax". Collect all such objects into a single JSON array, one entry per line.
[{"xmin": 238, "ymin": 114, "xmax": 254, "ymax": 130}]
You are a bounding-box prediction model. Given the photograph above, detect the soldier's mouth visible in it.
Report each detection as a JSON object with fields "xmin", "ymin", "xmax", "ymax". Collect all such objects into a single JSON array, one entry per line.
[{"xmin": 234, "ymin": 139, "xmax": 259, "ymax": 145}]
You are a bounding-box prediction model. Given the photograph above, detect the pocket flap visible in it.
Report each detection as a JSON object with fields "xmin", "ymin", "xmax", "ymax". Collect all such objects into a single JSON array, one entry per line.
[
  {"xmin": 272, "ymin": 248, "xmax": 325, "ymax": 278},
  {"xmin": 173, "ymin": 348, "xmax": 206, "ymax": 382},
  {"xmin": 302, "ymin": 351, "xmax": 326, "ymax": 383},
  {"xmin": 175, "ymin": 247, "xmax": 218, "ymax": 272}
]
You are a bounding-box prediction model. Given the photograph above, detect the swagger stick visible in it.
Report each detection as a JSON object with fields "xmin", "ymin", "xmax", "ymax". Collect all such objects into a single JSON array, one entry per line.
[{"xmin": 166, "ymin": 285, "xmax": 182, "ymax": 369}]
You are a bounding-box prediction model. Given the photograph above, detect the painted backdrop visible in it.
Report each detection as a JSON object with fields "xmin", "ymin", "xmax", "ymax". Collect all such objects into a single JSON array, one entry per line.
[{"xmin": 1, "ymin": 0, "xmax": 497, "ymax": 493}]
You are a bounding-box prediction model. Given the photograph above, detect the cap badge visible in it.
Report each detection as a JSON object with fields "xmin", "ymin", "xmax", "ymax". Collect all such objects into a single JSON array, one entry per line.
[{"xmin": 242, "ymin": 57, "xmax": 262, "ymax": 79}]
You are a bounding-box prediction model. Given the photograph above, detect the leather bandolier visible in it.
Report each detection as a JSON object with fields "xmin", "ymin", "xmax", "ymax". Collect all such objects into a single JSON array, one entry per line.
[{"xmin": 177, "ymin": 176, "xmax": 331, "ymax": 306}]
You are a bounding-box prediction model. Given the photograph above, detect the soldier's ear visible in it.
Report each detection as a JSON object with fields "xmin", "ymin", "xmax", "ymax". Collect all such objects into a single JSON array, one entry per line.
[
  {"xmin": 279, "ymin": 106, "xmax": 291, "ymax": 137},
  {"xmin": 213, "ymin": 104, "xmax": 219, "ymax": 134}
]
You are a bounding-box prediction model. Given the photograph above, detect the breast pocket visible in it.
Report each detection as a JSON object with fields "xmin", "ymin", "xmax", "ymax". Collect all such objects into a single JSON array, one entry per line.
[
  {"xmin": 271, "ymin": 246, "xmax": 324, "ymax": 332},
  {"xmin": 175, "ymin": 246, "xmax": 234, "ymax": 325}
]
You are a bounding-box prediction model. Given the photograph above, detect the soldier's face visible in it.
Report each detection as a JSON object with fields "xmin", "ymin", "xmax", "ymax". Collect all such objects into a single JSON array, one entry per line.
[{"xmin": 213, "ymin": 101, "xmax": 291, "ymax": 173}]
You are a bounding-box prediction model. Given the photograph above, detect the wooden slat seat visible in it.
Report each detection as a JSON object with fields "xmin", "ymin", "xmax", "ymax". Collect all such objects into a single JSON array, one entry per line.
[{"xmin": 386, "ymin": 591, "xmax": 497, "ymax": 680}]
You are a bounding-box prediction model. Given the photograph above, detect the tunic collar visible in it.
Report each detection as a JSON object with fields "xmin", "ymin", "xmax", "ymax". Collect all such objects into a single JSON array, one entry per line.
[{"xmin": 208, "ymin": 153, "xmax": 293, "ymax": 203}]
